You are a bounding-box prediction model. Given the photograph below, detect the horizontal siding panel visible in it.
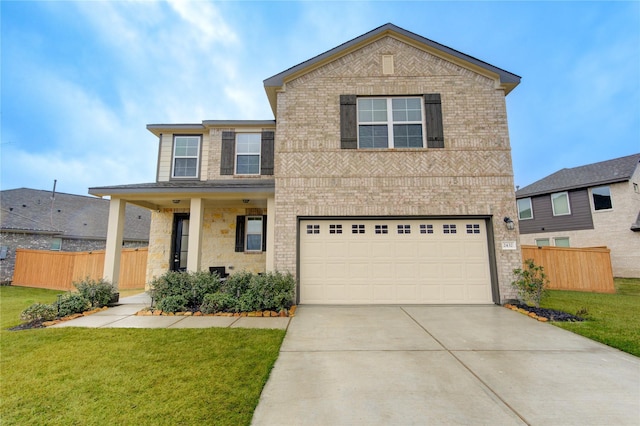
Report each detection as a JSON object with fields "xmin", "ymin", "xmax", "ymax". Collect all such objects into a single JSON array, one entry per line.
[
  {"xmin": 519, "ymin": 189, "xmax": 594, "ymax": 234},
  {"xmin": 157, "ymin": 135, "xmax": 173, "ymax": 182}
]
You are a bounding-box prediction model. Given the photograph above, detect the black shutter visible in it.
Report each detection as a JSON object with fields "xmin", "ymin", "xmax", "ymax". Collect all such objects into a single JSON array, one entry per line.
[
  {"xmin": 220, "ymin": 131, "xmax": 236, "ymax": 175},
  {"xmin": 235, "ymin": 215, "xmax": 246, "ymax": 252},
  {"xmin": 261, "ymin": 131, "xmax": 274, "ymax": 175},
  {"xmin": 340, "ymin": 95, "xmax": 357, "ymax": 149},
  {"xmin": 424, "ymin": 94, "xmax": 444, "ymax": 148},
  {"xmin": 262, "ymin": 215, "xmax": 267, "ymax": 252}
]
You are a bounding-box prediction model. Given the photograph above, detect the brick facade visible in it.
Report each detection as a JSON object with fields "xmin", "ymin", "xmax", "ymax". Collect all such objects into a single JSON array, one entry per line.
[{"xmin": 273, "ymin": 36, "xmax": 521, "ymax": 302}]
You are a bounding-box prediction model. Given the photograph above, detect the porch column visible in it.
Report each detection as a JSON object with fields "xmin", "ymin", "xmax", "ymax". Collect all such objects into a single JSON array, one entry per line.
[
  {"xmin": 266, "ymin": 196, "xmax": 276, "ymax": 272},
  {"xmin": 187, "ymin": 197, "xmax": 204, "ymax": 272},
  {"xmin": 103, "ymin": 197, "xmax": 125, "ymax": 289}
]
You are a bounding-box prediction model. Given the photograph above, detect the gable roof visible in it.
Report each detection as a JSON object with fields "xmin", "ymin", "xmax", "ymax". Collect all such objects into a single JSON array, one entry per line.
[
  {"xmin": 516, "ymin": 153, "xmax": 640, "ymax": 198},
  {"xmin": 263, "ymin": 23, "xmax": 521, "ymax": 115},
  {"xmin": 0, "ymin": 188, "xmax": 151, "ymax": 241}
]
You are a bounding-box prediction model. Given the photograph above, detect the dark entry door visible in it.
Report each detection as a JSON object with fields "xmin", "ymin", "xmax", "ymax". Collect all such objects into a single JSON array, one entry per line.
[{"xmin": 171, "ymin": 214, "xmax": 190, "ymax": 271}]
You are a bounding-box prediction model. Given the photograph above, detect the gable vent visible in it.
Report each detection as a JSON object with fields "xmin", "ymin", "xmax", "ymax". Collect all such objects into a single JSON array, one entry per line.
[{"xmin": 382, "ymin": 55, "xmax": 394, "ymax": 75}]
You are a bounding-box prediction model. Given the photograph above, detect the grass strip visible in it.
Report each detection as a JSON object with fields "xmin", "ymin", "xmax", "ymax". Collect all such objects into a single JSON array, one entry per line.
[
  {"xmin": 542, "ymin": 279, "xmax": 639, "ymax": 357},
  {"xmin": 1, "ymin": 327, "xmax": 284, "ymax": 425}
]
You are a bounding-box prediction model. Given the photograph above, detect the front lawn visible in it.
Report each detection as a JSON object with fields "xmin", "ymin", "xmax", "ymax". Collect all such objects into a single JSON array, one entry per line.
[
  {"xmin": 541, "ymin": 278, "xmax": 640, "ymax": 357},
  {"xmin": 0, "ymin": 286, "xmax": 285, "ymax": 425}
]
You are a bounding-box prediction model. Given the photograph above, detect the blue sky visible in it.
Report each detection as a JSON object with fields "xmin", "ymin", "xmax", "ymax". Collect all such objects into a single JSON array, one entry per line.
[{"xmin": 2, "ymin": 1, "xmax": 639, "ymax": 196}]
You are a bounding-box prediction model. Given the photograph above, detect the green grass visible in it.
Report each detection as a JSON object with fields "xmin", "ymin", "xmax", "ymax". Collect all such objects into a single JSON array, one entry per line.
[
  {"xmin": 0, "ymin": 286, "xmax": 64, "ymax": 329},
  {"xmin": 0, "ymin": 286, "xmax": 285, "ymax": 425},
  {"xmin": 541, "ymin": 278, "xmax": 640, "ymax": 357}
]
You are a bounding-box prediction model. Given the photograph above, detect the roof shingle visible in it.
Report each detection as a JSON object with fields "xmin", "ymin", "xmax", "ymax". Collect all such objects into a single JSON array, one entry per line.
[{"xmin": 516, "ymin": 153, "xmax": 640, "ymax": 198}]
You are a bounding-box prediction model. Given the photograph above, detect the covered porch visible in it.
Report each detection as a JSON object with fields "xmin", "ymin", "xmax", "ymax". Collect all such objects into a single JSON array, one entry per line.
[{"xmin": 89, "ymin": 180, "xmax": 275, "ymax": 290}]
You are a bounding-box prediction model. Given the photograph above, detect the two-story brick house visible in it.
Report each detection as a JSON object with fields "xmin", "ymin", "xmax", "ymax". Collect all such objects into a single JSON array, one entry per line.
[
  {"xmin": 516, "ymin": 153, "xmax": 640, "ymax": 278},
  {"xmin": 90, "ymin": 23, "xmax": 522, "ymax": 304}
]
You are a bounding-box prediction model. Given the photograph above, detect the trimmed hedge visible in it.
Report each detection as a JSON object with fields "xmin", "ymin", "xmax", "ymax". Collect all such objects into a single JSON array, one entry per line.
[{"xmin": 150, "ymin": 270, "xmax": 295, "ymax": 314}]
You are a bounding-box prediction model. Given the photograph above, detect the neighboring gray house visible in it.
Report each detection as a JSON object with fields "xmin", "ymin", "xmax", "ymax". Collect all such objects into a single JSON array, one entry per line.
[
  {"xmin": 0, "ymin": 188, "xmax": 151, "ymax": 282},
  {"xmin": 515, "ymin": 153, "xmax": 640, "ymax": 278}
]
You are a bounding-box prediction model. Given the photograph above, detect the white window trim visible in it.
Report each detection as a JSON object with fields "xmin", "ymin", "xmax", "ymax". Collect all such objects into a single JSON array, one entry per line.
[
  {"xmin": 245, "ymin": 216, "xmax": 263, "ymax": 252},
  {"xmin": 517, "ymin": 197, "xmax": 533, "ymax": 220},
  {"xmin": 535, "ymin": 238, "xmax": 550, "ymax": 247},
  {"xmin": 357, "ymin": 97, "xmax": 425, "ymax": 149},
  {"xmin": 235, "ymin": 133, "xmax": 261, "ymax": 175},
  {"xmin": 171, "ymin": 135, "xmax": 201, "ymax": 179},
  {"xmin": 553, "ymin": 237, "xmax": 570, "ymax": 247},
  {"xmin": 551, "ymin": 191, "xmax": 571, "ymax": 216},
  {"xmin": 590, "ymin": 185, "xmax": 613, "ymax": 212}
]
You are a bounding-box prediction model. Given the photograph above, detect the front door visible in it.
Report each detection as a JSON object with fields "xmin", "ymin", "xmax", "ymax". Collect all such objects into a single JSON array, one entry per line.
[{"xmin": 171, "ymin": 213, "xmax": 190, "ymax": 271}]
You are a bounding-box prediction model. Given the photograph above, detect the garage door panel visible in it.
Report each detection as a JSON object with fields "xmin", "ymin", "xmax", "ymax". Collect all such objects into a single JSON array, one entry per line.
[
  {"xmin": 347, "ymin": 242, "xmax": 370, "ymax": 257},
  {"xmin": 300, "ymin": 219, "xmax": 492, "ymax": 304},
  {"xmin": 326, "ymin": 242, "xmax": 348, "ymax": 258}
]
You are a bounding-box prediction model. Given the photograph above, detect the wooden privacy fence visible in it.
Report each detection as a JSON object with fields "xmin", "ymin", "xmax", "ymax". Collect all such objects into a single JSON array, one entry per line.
[
  {"xmin": 12, "ymin": 248, "xmax": 148, "ymax": 291},
  {"xmin": 521, "ymin": 245, "xmax": 614, "ymax": 293}
]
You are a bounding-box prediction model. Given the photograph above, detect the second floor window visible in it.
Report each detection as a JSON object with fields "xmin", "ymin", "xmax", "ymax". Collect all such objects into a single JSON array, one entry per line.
[
  {"xmin": 357, "ymin": 97, "xmax": 424, "ymax": 148},
  {"xmin": 592, "ymin": 186, "xmax": 612, "ymax": 211},
  {"xmin": 172, "ymin": 136, "xmax": 200, "ymax": 178},
  {"xmin": 236, "ymin": 133, "xmax": 261, "ymax": 175},
  {"xmin": 517, "ymin": 198, "xmax": 533, "ymax": 220},
  {"xmin": 551, "ymin": 192, "xmax": 571, "ymax": 216}
]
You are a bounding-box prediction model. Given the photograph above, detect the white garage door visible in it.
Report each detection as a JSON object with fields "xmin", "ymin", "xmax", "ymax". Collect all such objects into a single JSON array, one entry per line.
[{"xmin": 299, "ymin": 219, "xmax": 493, "ymax": 304}]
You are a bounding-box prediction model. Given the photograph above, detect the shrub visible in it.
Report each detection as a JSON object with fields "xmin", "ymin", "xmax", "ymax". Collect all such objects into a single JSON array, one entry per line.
[
  {"xmin": 200, "ymin": 292, "xmax": 237, "ymax": 314},
  {"xmin": 259, "ymin": 271, "xmax": 295, "ymax": 311},
  {"xmin": 149, "ymin": 270, "xmax": 221, "ymax": 310},
  {"xmin": 57, "ymin": 293, "xmax": 91, "ymax": 317},
  {"xmin": 149, "ymin": 271, "xmax": 191, "ymax": 302},
  {"xmin": 74, "ymin": 277, "xmax": 117, "ymax": 307},
  {"xmin": 148, "ymin": 269, "xmax": 295, "ymax": 313},
  {"xmin": 511, "ymin": 259, "xmax": 549, "ymax": 308},
  {"xmin": 156, "ymin": 295, "xmax": 188, "ymax": 313},
  {"xmin": 21, "ymin": 303, "xmax": 57, "ymax": 322},
  {"xmin": 221, "ymin": 271, "xmax": 253, "ymax": 299}
]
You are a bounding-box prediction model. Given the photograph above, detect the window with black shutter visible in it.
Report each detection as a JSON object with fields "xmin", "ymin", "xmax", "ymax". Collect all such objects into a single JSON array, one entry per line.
[{"xmin": 339, "ymin": 94, "xmax": 444, "ymax": 149}]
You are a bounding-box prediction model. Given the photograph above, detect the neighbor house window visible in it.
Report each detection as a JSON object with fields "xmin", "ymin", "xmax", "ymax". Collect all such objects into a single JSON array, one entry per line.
[
  {"xmin": 235, "ymin": 133, "xmax": 261, "ymax": 175},
  {"xmin": 357, "ymin": 97, "xmax": 424, "ymax": 148},
  {"xmin": 245, "ymin": 216, "xmax": 263, "ymax": 251},
  {"xmin": 517, "ymin": 198, "xmax": 533, "ymax": 220},
  {"xmin": 172, "ymin": 136, "xmax": 200, "ymax": 178},
  {"xmin": 535, "ymin": 238, "xmax": 550, "ymax": 247},
  {"xmin": 591, "ymin": 186, "xmax": 612, "ymax": 211},
  {"xmin": 50, "ymin": 238, "xmax": 62, "ymax": 251},
  {"xmin": 554, "ymin": 237, "xmax": 570, "ymax": 247},
  {"xmin": 551, "ymin": 192, "xmax": 571, "ymax": 216}
]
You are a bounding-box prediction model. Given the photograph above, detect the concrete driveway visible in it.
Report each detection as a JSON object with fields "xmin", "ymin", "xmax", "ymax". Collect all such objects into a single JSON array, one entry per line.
[{"xmin": 251, "ymin": 305, "xmax": 640, "ymax": 425}]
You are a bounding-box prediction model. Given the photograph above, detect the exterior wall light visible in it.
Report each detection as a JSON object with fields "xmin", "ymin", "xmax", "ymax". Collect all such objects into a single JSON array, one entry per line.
[
  {"xmin": 503, "ymin": 217, "xmax": 515, "ymax": 231},
  {"xmin": 242, "ymin": 199, "xmax": 250, "ymax": 204}
]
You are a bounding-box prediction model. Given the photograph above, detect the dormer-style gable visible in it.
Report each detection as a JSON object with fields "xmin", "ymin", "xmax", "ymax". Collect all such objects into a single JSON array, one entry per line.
[{"xmin": 264, "ymin": 23, "xmax": 521, "ymax": 116}]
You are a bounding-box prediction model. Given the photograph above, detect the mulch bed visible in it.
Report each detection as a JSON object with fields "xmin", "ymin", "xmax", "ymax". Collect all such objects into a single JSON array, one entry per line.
[
  {"xmin": 505, "ymin": 303, "xmax": 585, "ymax": 322},
  {"xmin": 8, "ymin": 320, "xmax": 46, "ymax": 331}
]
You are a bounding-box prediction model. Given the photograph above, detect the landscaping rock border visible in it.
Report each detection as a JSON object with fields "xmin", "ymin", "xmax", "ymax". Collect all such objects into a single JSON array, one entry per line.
[
  {"xmin": 135, "ymin": 305, "xmax": 297, "ymax": 318},
  {"xmin": 504, "ymin": 303, "xmax": 585, "ymax": 322}
]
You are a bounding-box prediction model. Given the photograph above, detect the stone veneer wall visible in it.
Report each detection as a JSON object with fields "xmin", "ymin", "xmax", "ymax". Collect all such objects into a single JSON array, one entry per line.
[
  {"xmin": 145, "ymin": 207, "xmax": 266, "ymax": 286},
  {"xmin": 519, "ymin": 179, "xmax": 640, "ymax": 278},
  {"xmin": 273, "ymin": 36, "xmax": 522, "ymax": 302}
]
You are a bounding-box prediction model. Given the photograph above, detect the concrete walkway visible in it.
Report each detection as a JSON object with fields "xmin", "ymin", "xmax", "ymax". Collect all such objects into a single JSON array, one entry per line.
[
  {"xmin": 49, "ymin": 293, "xmax": 290, "ymax": 330},
  {"xmin": 251, "ymin": 305, "xmax": 640, "ymax": 425}
]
